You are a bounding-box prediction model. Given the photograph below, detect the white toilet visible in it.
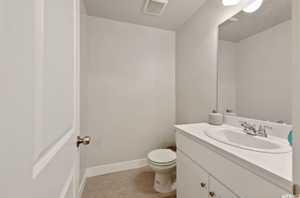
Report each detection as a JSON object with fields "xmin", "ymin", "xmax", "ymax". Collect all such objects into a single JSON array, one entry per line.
[{"xmin": 147, "ymin": 149, "xmax": 176, "ymax": 193}]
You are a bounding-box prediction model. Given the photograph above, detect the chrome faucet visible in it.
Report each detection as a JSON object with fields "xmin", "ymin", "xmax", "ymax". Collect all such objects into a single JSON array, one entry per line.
[
  {"xmin": 240, "ymin": 121, "xmax": 271, "ymax": 138},
  {"xmin": 257, "ymin": 125, "xmax": 272, "ymax": 138},
  {"xmin": 240, "ymin": 121, "xmax": 257, "ymax": 136}
]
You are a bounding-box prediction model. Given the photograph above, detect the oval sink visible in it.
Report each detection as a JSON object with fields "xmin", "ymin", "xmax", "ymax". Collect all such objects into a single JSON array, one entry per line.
[{"xmin": 204, "ymin": 127, "xmax": 292, "ymax": 154}]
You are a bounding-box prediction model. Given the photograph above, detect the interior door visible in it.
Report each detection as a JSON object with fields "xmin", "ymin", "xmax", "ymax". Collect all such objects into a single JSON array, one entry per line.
[
  {"xmin": 0, "ymin": 0, "xmax": 80, "ymax": 197},
  {"xmin": 33, "ymin": 0, "xmax": 81, "ymax": 197}
]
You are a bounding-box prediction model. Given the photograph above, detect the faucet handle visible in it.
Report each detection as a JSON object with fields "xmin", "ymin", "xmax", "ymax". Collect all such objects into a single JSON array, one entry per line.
[
  {"xmin": 243, "ymin": 121, "xmax": 256, "ymax": 128},
  {"xmin": 240, "ymin": 121, "xmax": 250, "ymax": 127}
]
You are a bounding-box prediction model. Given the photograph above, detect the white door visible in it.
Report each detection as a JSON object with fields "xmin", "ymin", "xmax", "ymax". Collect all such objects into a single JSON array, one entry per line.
[{"xmin": 0, "ymin": 0, "xmax": 82, "ymax": 197}]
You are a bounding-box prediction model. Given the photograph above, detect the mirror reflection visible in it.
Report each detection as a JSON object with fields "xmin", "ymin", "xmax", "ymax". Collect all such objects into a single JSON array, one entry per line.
[{"xmin": 218, "ymin": 0, "xmax": 292, "ymax": 123}]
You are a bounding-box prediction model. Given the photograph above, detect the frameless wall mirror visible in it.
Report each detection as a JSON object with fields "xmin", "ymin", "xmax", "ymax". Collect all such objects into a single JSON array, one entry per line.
[{"xmin": 217, "ymin": 0, "xmax": 292, "ymax": 124}]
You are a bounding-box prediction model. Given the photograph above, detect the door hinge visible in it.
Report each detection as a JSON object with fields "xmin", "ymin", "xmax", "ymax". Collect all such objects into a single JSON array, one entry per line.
[{"xmin": 293, "ymin": 184, "xmax": 300, "ymax": 196}]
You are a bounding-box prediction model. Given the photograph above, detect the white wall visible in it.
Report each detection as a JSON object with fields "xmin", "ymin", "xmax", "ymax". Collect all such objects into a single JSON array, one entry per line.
[
  {"xmin": 236, "ymin": 21, "xmax": 292, "ymax": 123},
  {"xmin": 81, "ymin": 16, "xmax": 175, "ymax": 167},
  {"xmin": 292, "ymin": 0, "xmax": 300, "ymax": 187},
  {"xmin": 176, "ymin": 0, "xmax": 250, "ymax": 124},
  {"xmin": 0, "ymin": 1, "xmax": 35, "ymax": 197}
]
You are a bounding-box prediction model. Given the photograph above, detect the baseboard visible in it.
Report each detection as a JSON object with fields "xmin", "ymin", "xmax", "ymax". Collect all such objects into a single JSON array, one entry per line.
[
  {"xmin": 85, "ymin": 158, "xmax": 148, "ymax": 178},
  {"xmin": 79, "ymin": 172, "xmax": 87, "ymax": 198}
]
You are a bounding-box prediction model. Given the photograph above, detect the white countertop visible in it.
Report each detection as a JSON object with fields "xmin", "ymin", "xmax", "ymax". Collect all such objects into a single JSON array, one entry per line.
[{"xmin": 175, "ymin": 123, "xmax": 293, "ymax": 191}]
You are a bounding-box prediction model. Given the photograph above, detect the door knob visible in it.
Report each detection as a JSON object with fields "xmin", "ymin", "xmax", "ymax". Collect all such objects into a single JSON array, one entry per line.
[
  {"xmin": 200, "ymin": 182, "xmax": 206, "ymax": 188},
  {"xmin": 209, "ymin": 192, "xmax": 215, "ymax": 197},
  {"xmin": 77, "ymin": 136, "xmax": 91, "ymax": 147}
]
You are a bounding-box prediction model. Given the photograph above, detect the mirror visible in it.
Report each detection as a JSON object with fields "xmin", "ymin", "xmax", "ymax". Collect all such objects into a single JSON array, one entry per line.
[{"xmin": 217, "ymin": 0, "xmax": 292, "ymax": 124}]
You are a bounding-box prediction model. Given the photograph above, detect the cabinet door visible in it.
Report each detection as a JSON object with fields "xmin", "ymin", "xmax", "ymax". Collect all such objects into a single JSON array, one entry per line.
[
  {"xmin": 177, "ymin": 150, "xmax": 209, "ymax": 198},
  {"xmin": 208, "ymin": 177, "xmax": 239, "ymax": 198}
]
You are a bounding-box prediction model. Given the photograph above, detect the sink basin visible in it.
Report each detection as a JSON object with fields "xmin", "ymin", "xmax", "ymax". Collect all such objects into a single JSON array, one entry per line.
[{"xmin": 204, "ymin": 127, "xmax": 292, "ymax": 154}]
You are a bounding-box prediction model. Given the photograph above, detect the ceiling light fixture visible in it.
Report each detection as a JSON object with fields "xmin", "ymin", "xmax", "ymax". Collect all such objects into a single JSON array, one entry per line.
[
  {"xmin": 243, "ymin": 0, "xmax": 263, "ymax": 13},
  {"xmin": 222, "ymin": 0, "xmax": 241, "ymax": 6}
]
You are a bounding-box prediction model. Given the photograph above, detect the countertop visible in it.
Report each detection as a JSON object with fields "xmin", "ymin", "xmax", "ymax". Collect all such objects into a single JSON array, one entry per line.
[{"xmin": 175, "ymin": 123, "xmax": 293, "ymax": 191}]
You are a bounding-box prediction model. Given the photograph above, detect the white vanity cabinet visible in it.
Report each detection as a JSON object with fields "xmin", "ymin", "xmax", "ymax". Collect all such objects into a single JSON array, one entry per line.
[
  {"xmin": 209, "ymin": 177, "xmax": 239, "ymax": 198},
  {"xmin": 177, "ymin": 150, "xmax": 209, "ymax": 198},
  {"xmin": 176, "ymin": 131, "xmax": 289, "ymax": 198},
  {"xmin": 177, "ymin": 150, "xmax": 238, "ymax": 198}
]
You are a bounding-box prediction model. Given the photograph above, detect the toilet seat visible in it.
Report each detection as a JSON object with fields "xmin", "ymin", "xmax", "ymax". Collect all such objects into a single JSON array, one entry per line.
[
  {"xmin": 149, "ymin": 160, "xmax": 176, "ymax": 166},
  {"xmin": 148, "ymin": 149, "xmax": 176, "ymax": 165}
]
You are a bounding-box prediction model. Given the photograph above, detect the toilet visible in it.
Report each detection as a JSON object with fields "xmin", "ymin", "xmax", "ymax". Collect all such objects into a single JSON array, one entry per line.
[{"xmin": 147, "ymin": 149, "xmax": 176, "ymax": 193}]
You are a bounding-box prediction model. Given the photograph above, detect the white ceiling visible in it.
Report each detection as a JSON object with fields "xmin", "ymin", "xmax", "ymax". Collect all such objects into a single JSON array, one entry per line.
[
  {"xmin": 219, "ymin": 0, "xmax": 291, "ymax": 42},
  {"xmin": 83, "ymin": 0, "xmax": 207, "ymax": 30}
]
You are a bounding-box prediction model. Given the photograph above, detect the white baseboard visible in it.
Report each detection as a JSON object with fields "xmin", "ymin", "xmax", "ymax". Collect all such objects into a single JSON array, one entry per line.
[
  {"xmin": 85, "ymin": 158, "xmax": 148, "ymax": 178},
  {"xmin": 79, "ymin": 172, "xmax": 87, "ymax": 198}
]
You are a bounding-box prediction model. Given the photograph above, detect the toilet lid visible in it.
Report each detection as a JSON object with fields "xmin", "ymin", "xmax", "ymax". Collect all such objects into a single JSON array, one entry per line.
[{"xmin": 148, "ymin": 149, "xmax": 176, "ymax": 164}]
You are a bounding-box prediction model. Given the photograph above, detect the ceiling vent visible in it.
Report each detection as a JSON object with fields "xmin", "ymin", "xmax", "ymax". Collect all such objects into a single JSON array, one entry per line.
[{"xmin": 143, "ymin": 0, "xmax": 168, "ymax": 16}]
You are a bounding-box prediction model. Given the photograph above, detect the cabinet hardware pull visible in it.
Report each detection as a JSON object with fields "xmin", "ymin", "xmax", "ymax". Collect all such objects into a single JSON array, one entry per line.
[
  {"xmin": 209, "ymin": 192, "xmax": 215, "ymax": 197},
  {"xmin": 200, "ymin": 182, "xmax": 206, "ymax": 188}
]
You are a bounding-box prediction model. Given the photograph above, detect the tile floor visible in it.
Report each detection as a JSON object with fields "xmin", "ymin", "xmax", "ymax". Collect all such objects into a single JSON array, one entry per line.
[{"xmin": 82, "ymin": 167, "xmax": 176, "ymax": 198}]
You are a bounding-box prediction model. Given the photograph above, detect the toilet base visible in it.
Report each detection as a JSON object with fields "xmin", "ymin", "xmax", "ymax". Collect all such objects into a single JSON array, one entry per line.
[{"xmin": 153, "ymin": 172, "xmax": 176, "ymax": 193}]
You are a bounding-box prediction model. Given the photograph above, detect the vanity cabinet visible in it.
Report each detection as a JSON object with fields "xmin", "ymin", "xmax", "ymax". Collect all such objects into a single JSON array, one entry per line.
[
  {"xmin": 176, "ymin": 131, "xmax": 289, "ymax": 198},
  {"xmin": 177, "ymin": 150, "xmax": 238, "ymax": 198},
  {"xmin": 177, "ymin": 150, "xmax": 209, "ymax": 198},
  {"xmin": 209, "ymin": 177, "xmax": 238, "ymax": 198}
]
